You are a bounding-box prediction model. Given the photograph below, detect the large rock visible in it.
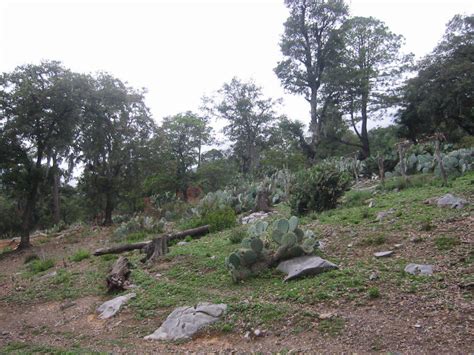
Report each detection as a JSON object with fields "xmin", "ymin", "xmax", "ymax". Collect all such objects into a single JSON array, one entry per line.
[
  {"xmin": 241, "ymin": 211, "xmax": 273, "ymax": 225},
  {"xmin": 97, "ymin": 293, "xmax": 136, "ymax": 319},
  {"xmin": 436, "ymin": 193, "xmax": 468, "ymax": 209},
  {"xmin": 277, "ymin": 256, "xmax": 338, "ymax": 281},
  {"xmin": 144, "ymin": 302, "xmax": 227, "ymax": 341},
  {"xmin": 404, "ymin": 263, "xmax": 433, "ymax": 276}
]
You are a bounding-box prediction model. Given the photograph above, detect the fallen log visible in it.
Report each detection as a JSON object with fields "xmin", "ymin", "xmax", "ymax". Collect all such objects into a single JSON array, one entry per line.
[
  {"xmin": 106, "ymin": 256, "xmax": 131, "ymax": 292},
  {"xmin": 93, "ymin": 225, "xmax": 210, "ymax": 256}
]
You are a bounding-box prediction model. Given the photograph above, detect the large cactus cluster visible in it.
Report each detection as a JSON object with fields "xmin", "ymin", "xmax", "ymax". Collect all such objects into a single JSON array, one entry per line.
[
  {"xmin": 225, "ymin": 217, "xmax": 318, "ymax": 283},
  {"xmin": 388, "ymin": 147, "xmax": 473, "ymax": 178},
  {"xmin": 225, "ymin": 220, "xmax": 270, "ymax": 283},
  {"xmin": 271, "ymin": 216, "xmax": 318, "ymax": 261}
]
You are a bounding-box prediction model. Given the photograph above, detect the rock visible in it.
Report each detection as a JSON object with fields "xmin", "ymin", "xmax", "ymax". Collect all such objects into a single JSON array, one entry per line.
[
  {"xmin": 318, "ymin": 312, "xmax": 335, "ymax": 320},
  {"xmin": 376, "ymin": 209, "xmax": 395, "ymax": 221},
  {"xmin": 176, "ymin": 241, "xmax": 188, "ymax": 246},
  {"xmin": 244, "ymin": 331, "xmax": 251, "ymax": 340},
  {"xmin": 97, "ymin": 293, "xmax": 136, "ymax": 319},
  {"xmin": 404, "ymin": 263, "xmax": 433, "ymax": 276},
  {"xmin": 241, "ymin": 211, "xmax": 273, "ymax": 224},
  {"xmin": 369, "ymin": 272, "xmax": 379, "ymax": 281},
  {"xmin": 368, "ymin": 200, "xmax": 375, "ymax": 208},
  {"xmin": 277, "ymin": 256, "xmax": 338, "ymax": 281},
  {"xmin": 435, "ymin": 193, "xmax": 468, "ymax": 209},
  {"xmin": 40, "ymin": 271, "xmax": 57, "ymax": 280},
  {"xmin": 144, "ymin": 302, "xmax": 227, "ymax": 341},
  {"xmin": 254, "ymin": 329, "xmax": 263, "ymax": 337},
  {"xmin": 394, "ymin": 244, "xmax": 403, "ymax": 248},
  {"xmin": 374, "ymin": 251, "xmax": 394, "ymax": 258}
]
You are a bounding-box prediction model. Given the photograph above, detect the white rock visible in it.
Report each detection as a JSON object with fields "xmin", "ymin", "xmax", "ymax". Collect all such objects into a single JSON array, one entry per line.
[
  {"xmin": 97, "ymin": 293, "xmax": 136, "ymax": 319},
  {"xmin": 404, "ymin": 263, "xmax": 433, "ymax": 276},
  {"xmin": 144, "ymin": 302, "xmax": 227, "ymax": 341},
  {"xmin": 374, "ymin": 251, "xmax": 394, "ymax": 258},
  {"xmin": 177, "ymin": 241, "xmax": 188, "ymax": 246}
]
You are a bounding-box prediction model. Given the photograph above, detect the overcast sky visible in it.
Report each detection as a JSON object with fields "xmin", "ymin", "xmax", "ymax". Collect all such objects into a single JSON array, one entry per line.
[{"xmin": 1, "ymin": 0, "xmax": 473, "ymax": 130}]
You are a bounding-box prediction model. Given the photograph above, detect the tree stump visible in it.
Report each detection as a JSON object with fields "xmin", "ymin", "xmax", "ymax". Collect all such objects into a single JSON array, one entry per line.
[
  {"xmin": 254, "ymin": 190, "xmax": 271, "ymax": 212},
  {"xmin": 106, "ymin": 256, "xmax": 131, "ymax": 292},
  {"xmin": 142, "ymin": 235, "xmax": 169, "ymax": 263}
]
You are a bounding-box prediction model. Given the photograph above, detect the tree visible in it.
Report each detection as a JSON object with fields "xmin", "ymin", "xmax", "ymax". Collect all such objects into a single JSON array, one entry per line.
[
  {"xmin": 0, "ymin": 61, "xmax": 81, "ymax": 248},
  {"xmin": 161, "ymin": 111, "xmax": 212, "ymax": 197},
  {"xmin": 337, "ymin": 16, "xmax": 411, "ymax": 159},
  {"xmin": 213, "ymin": 78, "xmax": 279, "ymax": 175},
  {"xmin": 397, "ymin": 14, "xmax": 474, "ymax": 141},
  {"xmin": 79, "ymin": 73, "xmax": 154, "ymax": 225},
  {"xmin": 275, "ymin": 0, "xmax": 348, "ymax": 158}
]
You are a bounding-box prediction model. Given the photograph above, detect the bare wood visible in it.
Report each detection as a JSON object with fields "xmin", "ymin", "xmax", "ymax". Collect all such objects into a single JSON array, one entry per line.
[
  {"xmin": 142, "ymin": 236, "xmax": 169, "ymax": 263},
  {"xmin": 93, "ymin": 225, "xmax": 210, "ymax": 256},
  {"xmin": 106, "ymin": 256, "xmax": 131, "ymax": 292}
]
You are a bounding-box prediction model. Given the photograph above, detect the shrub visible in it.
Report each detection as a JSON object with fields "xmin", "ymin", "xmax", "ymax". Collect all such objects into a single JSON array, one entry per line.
[
  {"xmin": 24, "ymin": 254, "xmax": 40, "ymax": 264},
  {"xmin": 28, "ymin": 259, "xmax": 55, "ymax": 274},
  {"xmin": 70, "ymin": 250, "xmax": 90, "ymax": 262},
  {"xmin": 228, "ymin": 228, "xmax": 247, "ymax": 244},
  {"xmin": 184, "ymin": 207, "xmax": 236, "ymax": 233},
  {"xmin": 125, "ymin": 231, "xmax": 149, "ymax": 243},
  {"xmin": 290, "ymin": 164, "xmax": 351, "ymax": 215},
  {"xmin": 368, "ymin": 287, "xmax": 380, "ymax": 299}
]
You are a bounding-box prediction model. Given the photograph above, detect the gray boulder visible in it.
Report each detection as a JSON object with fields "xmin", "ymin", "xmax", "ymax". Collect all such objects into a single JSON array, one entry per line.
[
  {"xmin": 144, "ymin": 302, "xmax": 227, "ymax": 341},
  {"xmin": 97, "ymin": 293, "xmax": 136, "ymax": 319},
  {"xmin": 376, "ymin": 208, "xmax": 395, "ymax": 221},
  {"xmin": 404, "ymin": 263, "xmax": 433, "ymax": 276},
  {"xmin": 277, "ymin": 256, "xmax": 338, "ymax": 281},
  {"xmin": 436, "ymin": 194, "xmax": 468, "ymax": 209}
]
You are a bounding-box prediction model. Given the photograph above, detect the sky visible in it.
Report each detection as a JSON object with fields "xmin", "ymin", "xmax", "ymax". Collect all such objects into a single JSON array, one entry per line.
[{"xmin": 1, "ymin": 0, "xmax": 473, "ymax": 130}]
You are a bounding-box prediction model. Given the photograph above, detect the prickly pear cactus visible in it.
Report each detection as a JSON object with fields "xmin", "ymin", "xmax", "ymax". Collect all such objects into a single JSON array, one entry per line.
[
  {"xmin": 271, "ymin": 216, "xmax": 319, "ymax": 262},
  {"xmin": 225, "ymin": 224, "xmax": 270, "ymax": 283}
]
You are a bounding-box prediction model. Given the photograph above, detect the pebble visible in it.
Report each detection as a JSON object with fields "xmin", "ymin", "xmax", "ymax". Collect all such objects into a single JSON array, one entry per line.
[{"xmin": 374, "ymin": 251, "xmax": 394, "ymax": 258}]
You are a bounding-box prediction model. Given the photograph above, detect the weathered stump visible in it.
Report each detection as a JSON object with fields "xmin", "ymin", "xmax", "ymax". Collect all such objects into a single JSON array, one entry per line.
[
  {"xmin": 142, "ymin": 236, "xmax": 169, "ymax": 263},
  {"xmin": 106, "ymin": 256, "xmax": 131, "ymax": 292}
]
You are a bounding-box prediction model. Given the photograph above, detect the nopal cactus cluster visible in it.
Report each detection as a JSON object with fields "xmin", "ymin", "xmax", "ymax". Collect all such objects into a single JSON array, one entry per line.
[
  {"xmin": 225, "ymin": 220, "xmax": 270, "ymax": 283},
  {"xmin": 271, "ymin": 216, "xmax": 318, "ymax": 261},
  {"xmin": 225, "ymin": 217, "xmax": 318, "ymax": 283}
]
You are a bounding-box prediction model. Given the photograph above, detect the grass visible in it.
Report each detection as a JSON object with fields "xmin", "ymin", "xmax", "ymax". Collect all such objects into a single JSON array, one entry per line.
[
  {"xmin": 27, "ymin": 259, "xmax": 55, "ymax": 274},
  {"xmin": 368, "ymin": 286, "xmax": 380, "ymax": 299},
  {"xmin": 318, "ymin": 317, "xmax": 345, "ymax": 336},
  {"xmin": 435, "ymin": 236, "xmax": 460, "ymax": 250},
  {"xmin": 70, "ymin": 249, "xmax": 91, "ymax": 262}
]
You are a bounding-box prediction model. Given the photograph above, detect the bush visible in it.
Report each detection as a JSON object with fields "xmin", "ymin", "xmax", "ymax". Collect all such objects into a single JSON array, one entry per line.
[
  {"xmin": 184, "ymin": 207, "xmax": 237, "ymax": 233},
  {"xmin": 290, "ymin": 164, "xmax": 351, "ymax": 215},
  {"xmin": 70, "ymin": 249, "xmax": 91, "ymax": 262},
  {"xmin": 368, "ymin": 287, "xmax": 380, "ymax": 299},
  {"xmin": 28, "ymin": 259, "xmax": 55, "ymax": 274},
  {"xmin": 228, "ymin": 228, "xmax": 246, "ymax": 244}
]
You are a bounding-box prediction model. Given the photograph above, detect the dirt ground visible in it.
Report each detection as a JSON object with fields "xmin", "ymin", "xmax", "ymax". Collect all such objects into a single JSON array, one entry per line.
[{"xmin": 0, "ymin": 213, "xmax": 473, "ymax": 353}]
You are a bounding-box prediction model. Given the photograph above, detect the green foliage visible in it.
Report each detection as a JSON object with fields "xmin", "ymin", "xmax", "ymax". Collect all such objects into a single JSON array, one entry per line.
[
  {"xmin": 360, "ymin": 235, "xmax": 386, "ymax": 246},
  {"xmin": 435, "ymin": 236, "xmax": 460, "ymax": 250},
  {"xmin": 70, "ymin": 249, "xmax": 90, "ymax": 262},
  {"xmin": 27, "ymin": 259, "xmax": 55, "ymax": 274},
  {"xmin": 113, "ymin": 215, "xmax": 163, "ymax": 241},
  {"xmin": 185, "ymin": 207, "xmax": 237, "ymax": 233},
  {"xmin": 290, "ymin": 164, "xmax": 351, "ymax": 215},
  {"xmin": 368, "ymin": 287, "xmax": 381, "ymax": 299},
  {"xmin": 24, "ymin": 254, "xmax": 39, "ymax": 264},
  {"xmin": 229, "ymin": 228, "xmax": 247, "ymax": 244},
  {"xmin": 0, "ymin": 194, "xmax": 21, "ymax": 239}
]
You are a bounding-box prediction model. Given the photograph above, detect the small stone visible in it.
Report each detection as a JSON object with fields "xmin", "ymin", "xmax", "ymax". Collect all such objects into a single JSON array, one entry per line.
[
  {"xmin": 394, "ymin": 244, "xmax": 403, "ymax": 248},
  {"xmin": 176, "ymin": 241, "xmax": 188, "ymax": 246},
  {"xmin": 319, "ymin": 312, "xmax": 334, "ymax": 320},
  {"xmin": 405, "ymin": 263, "xmax": 433, "ymax": 276},
  {"xmin": 348, "ymin": 243, "xmax": 353, "ymax": 248},
  {"xmin": 254, "ymin": 329, "xmax": 263, "ymax": 337},
  {"xmin": 368, "ymin": 200, "xmax": 375, "ymax": 208},
  {"xmin": 155, "ymin": 273, "xmax": 163, "ymax": 278},
  {"xmin": 376, "ymin": 209, "xmax": 395, "ymax": 221},
  {"xmin": 244, "ymin": 331, "xmax": 251, "ymax": 340},
  {"xmin": 414, "ymin": 323, "xmax": 422, "ymax": 328},
  {"xmin": 374, "ymin": 251, "xmax": 394, "ymax": 258},
  {"xmin": 210, "ymin": 255, "xmax": 217, "ymax": 260},
  {"xmin": 369, "ymin": 272, "xmax": 379, "ymax": 281}
]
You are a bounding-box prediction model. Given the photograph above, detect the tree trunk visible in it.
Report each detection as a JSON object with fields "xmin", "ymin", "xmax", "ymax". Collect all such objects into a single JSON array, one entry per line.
[
  {"xmin": 397, "ymin": 144, "xmax": 408, "ymax": 181},
  {"xmin": 103, "ymin": 190, "xmax": 113, "ymax": 226},
  {"xmin": 52, "ymin": 155, "xmax": 61, "ymax": 225},
  {"xmin": 106, "ymin": 256, "xmax": 131, "ymax": 292},
  {"xmin": 254, "ymin": 190, "xmax": 271, "ymax": 213},
  {"xmin": 359, "ymin": 91, "xmax": 370, "ymax": 160},
  {"xmin": 19, "ymin": 152, "xmax": 43, "ymax": 250},
  {"xmin": 309, "ymin": 87, "xmax": 320, "ymax": 148},
  {"xmin": 377, "ymin": 154, "xmax": 385, "ymax": 183},
  {"xmin": 142, "ymin": 236, "xmax": 169, "ymax": 263},
  {"xmin": 434, "ymin": 138, "xmax": 448, "ymax": 186},
  {"xmin": 93, "ymin": 225, "xmax": 210, "ymax": 256}
]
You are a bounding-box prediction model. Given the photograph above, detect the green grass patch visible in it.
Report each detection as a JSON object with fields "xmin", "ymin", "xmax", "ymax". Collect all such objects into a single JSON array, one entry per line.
[
  {"xmin": 70, "ymin": 249, "xmax": 90, "ymax": 262},
  {"xmin": 368, "ymin": 286, "xmax": 380, "ymax": 299},
  {"xmin": 27, "ymin": 259, "xmax": 55, "ymax": 274},
  {"xmin": 125, "ymin": 231, "xmax": 150, "ymax": 243},
  {"xmin": 435, "ymin": 236, "xmax": 460, "ymax": 250},
  {"xmin": 318, "ymin": 317, "xmax": 345, "ymax": 336},
  {"xmin": 360, "ymin": 235, "xmax": 386, "ymax": 246}
]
